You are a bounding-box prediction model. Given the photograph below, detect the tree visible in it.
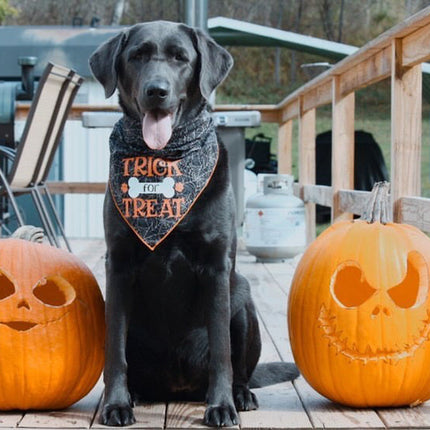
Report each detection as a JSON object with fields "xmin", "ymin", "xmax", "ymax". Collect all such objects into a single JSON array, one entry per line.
[
  {"xmin": 289, "ymin": 0, "xmax": 304, "ymax": 83},
  {"xmin": 111, "ymin": 0, "xmax": 126, "ymax": 25},
  {"xmin": 318, "ymin": 0, "xmax": 336, "ymax": 40},
  {"xmin": 337, "ymin": 0, "xmax": 344, "ymax": 42},
  {"xmin": 0, "ymin": 0, "xmax": 17, "ymax": 24}
]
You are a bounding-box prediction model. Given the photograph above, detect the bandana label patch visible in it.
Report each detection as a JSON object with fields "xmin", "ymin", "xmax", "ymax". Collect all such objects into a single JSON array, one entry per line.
[{"xmin": 109, "ymin": 114, "xmax": 218, "ymax": 250}]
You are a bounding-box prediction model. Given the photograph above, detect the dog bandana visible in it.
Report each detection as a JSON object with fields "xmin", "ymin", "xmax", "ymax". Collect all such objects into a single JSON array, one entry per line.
[{"xmin": 109, "ymin": 110, "xmax": 219, "ymax": 250}]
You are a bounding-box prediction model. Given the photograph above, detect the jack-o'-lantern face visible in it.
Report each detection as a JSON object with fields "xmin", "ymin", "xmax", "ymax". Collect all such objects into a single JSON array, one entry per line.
[
  {"xmin": 0, "ymin": 238, "xmax": 105, "ymax": 411},
  {"xmin": 0, "ymin": 270, "xmax": 77, "ymax": 332},
  {"xmin": 318, "ymin": 251, "xmax": 430, "ymax": 363},
  {"xmin": 288, "ymin": 216, "xmax": 430, "ymax": 407},
  {"xmin": 288, "ymin": 183, "xmax": 430, "ymax": 407}
]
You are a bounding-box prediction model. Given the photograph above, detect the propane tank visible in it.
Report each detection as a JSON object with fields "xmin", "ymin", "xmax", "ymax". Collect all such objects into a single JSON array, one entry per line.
[
  {"xmin": 244, "ymin": 174, "xmax": 306, "ymax": 262},
  {"xmin": 244, "ymin": 168, "xmax": 258, "ymax": 207}
]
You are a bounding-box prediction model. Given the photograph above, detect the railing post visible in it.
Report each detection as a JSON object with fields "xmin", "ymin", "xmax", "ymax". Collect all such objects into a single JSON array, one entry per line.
[
  {"xmin": 298, "ymin": 99, "xmax": 316, "ymax": 243},
  {"xmin": 277, "ymin": 120, "xmax": 293, "ymax": 174},
  {"xmin": 391, "ymin": 38, "xmax": 422, "ymax": 222},
  {"xmin": 331, "ymin": 76, "xmax": 355, "ymax": 222}
]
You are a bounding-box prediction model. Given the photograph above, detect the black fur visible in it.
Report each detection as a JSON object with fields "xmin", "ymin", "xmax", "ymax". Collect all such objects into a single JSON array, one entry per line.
[{"xmin": 89, "ymin": 21, "xmax": 298, "ymax": 428}]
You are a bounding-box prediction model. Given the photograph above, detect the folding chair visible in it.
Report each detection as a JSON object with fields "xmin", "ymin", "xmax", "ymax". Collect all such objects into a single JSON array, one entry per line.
[{"xmin": 0, "ymin": 63, "xmax": 84, "ymax": 251}]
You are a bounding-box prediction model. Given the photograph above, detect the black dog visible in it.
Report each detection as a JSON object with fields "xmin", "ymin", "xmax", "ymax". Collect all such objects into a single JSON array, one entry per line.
[{"xmin": 89, "ymin": 21, "xmax": 298, "ymax": 427}]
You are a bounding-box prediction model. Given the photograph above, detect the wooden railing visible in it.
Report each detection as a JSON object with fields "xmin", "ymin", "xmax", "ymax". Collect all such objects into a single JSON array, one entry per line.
[
  {"xmin": 17, "ymin": 7, "xmax": 430, "ymax": 242},
  {"xmin": 221, "ymin": 5, "xmax": 430, "ymax": 243},
  {"xmin": 272, "ymin": 6, "xmax": 430, "ymax": 242}
]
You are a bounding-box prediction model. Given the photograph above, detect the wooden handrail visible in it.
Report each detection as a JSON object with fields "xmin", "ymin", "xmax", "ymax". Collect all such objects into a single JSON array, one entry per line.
[
  {"xmin": 46, "ymin": 181, "xmax": 106, "ymax": 194},
  {"xmin": 16, "ymin": 103, "xmax": 281, "ymax": 123},
  {"xmin": 15, "ymin": 103, "xmax": 122, "ymax": 120}
]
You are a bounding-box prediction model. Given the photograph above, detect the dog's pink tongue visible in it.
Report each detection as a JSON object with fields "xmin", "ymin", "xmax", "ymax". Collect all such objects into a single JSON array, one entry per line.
[{"xmin": 142, "ymin": 112, "xmax": 172, "ymax": 150}]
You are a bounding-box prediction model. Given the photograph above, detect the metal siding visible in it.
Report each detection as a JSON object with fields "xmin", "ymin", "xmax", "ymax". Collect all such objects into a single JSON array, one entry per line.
[
  {"xmin": 63, "ymin": 120, "xmax": 89, "ymax": 237},
  {"xmin": 63, "ymin": 80, "xmax": 117, "ymax": 238}
]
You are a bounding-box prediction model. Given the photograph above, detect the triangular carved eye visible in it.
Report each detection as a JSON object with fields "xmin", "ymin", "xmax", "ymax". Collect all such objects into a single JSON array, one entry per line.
[
  {"xmin": 387, "ymin": 251, "xmax": 428, "ymax": 309},
  {"xmin": 0, "ymin": 270, "xmax": 15, "ymax": 301},
  {"xmin": 33, "ymin": 276, "xmax": 76, "ymax": 307},
  {"xmin": 330, "ymin": 261, "xmax": 376, "ymax": 308}
]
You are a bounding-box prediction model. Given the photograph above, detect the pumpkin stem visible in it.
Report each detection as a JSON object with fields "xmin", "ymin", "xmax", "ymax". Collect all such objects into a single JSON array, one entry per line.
[
  {"xmin": 11, "ymin": 225, "xmax": 45, "ymax": 243},
  {"xmin": 360, "ymin": 181, "xmax": 392, "ymax": 224}
]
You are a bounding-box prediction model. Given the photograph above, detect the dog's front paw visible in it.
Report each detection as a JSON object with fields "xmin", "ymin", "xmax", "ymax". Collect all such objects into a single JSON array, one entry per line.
[
  {"xmin": 203, "ymin": 403, "xmax": 239, "ymax": 427},
  {"xmin": 101, "ymin": 403, "xmax": 136, "ymax": 427},
  {"xmin": 234, "ymin": 385, "xmax": 258, "ymax": 411}
]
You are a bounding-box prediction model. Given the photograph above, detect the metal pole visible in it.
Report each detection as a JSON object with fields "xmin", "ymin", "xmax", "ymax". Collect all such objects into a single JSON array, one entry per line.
[{"xmin": 184, "ymin": 0, "xmax": 208, "ymax": 31}]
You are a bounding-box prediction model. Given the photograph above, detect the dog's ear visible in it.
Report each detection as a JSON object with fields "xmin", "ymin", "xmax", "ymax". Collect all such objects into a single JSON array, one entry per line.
[
  {"xmin": 89, "ymin": 31, "xmax": 128, "ymax": 98},
  {"xmin": 192, "ymin": 28, "xmax": 233, "ymax": 101}
]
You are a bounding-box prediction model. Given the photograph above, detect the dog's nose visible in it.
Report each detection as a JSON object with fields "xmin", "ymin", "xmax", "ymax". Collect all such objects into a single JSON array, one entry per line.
[{"xmin": 145, "ymin": 80, "xmax": 170, "ymax": 101}]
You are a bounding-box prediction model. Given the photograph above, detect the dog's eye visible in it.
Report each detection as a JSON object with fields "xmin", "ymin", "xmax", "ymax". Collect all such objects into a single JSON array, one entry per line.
[
  {"xmin": 128, "ymin": 50, "xmax": 143, "ymax": 61},
  {"xmin": 131, "ymin": 53, "xmax": 142, "ymax": 61},
  {"xmin": 129, "ymin": 43, "xmax": 153, "ymax": 62},
  {"xmin": 173, "ymin": 51, "xmax": 188, "ymax": 62}
]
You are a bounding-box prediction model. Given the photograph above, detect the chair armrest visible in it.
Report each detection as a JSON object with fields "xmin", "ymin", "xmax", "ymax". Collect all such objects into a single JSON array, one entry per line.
[{"xmin": 0, "ymin": 145, "xmax": 16, "ymax": 161}]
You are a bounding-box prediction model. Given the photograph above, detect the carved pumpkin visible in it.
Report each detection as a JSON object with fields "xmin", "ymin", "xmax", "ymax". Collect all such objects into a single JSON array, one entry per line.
[
  {"xmin": 0, "ymin": 238, "xmax": 105, "ymax": 410},
  {"xmin": 288, "ymin": 183, "xmax": 430, "ymax": 407}
]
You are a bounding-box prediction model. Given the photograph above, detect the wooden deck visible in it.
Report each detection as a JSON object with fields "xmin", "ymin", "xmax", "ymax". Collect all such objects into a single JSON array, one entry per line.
[{"xmin": 3, "ymin": 238, "xmax": 430, "ymax": 429}]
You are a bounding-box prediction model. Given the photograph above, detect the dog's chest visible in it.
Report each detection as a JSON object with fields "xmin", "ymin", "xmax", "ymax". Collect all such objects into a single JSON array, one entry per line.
[{"xmin": 134, "ymin": 244, "xmax": 206, "ymax": 314}]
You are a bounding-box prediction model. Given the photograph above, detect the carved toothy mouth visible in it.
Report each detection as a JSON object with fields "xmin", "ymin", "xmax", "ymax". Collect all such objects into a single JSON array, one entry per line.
[
  {"xmin": 318, "ymin": 304, "xmax": 430, "ymax": 363},
  {"xmin": 1, "ymin": 321, "xmax": 38, "ymax": 331}
]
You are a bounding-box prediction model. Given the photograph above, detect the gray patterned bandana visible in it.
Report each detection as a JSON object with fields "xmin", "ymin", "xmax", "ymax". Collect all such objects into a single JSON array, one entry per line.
[{"xmin": 109, "ymin": 110, "xmax": 219, "ymax": 250}]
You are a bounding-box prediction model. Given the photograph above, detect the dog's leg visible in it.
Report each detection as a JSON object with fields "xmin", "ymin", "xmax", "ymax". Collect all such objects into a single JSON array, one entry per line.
[
  {"xmin": 201, "ymin": 263, "xmax": 238, "ymax": 427},
  {"xmin": 101, "ymin": 249, "xmax": 136, "ymax": 427},
  {"xmin": 231, "ymin": 296, "xmax": 260, "ymax": 412}
]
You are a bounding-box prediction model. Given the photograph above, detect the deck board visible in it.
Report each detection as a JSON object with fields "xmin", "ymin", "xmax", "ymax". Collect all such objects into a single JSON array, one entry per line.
[
  {"xmin": 236, "ymin": 252, "xmax": 293, "ymax": 362},
  {"xmin": 239, "ymin": 382, "xmax": 312, "ymax": 429},
  {"xmin": 246, "ymin": 312, "xmax": 312, "ymax": 428},
  {"xmin": 377, "ymin": 404, "xmax": 430, "ymax": 428},
  {"xmin": 2, "ymin": 239, "xmax": 430, "ymax": 428},
  {"xmin": 258, "ymin": 314, "xmax": 282, "ymax": 363},
  {"xmin": 0, "ymin": 414, "xmax": 23, "ymax": 428},
  {"xmin": 293, "ymin": 378, "xmax": 385, "ymax": 429},
  {"xmin": 18, "ymin": 379, "xmax": 103, "ymax": 428},
  {"xmin": 165, "ymin": 402, "xmax": 211, "ymax": 429}
]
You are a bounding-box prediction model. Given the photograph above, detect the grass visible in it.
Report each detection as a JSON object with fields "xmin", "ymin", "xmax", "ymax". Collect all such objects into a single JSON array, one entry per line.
[
  {"xmin": 245, "ymin": 105, "xmax": 430, "ymax": 199},
  {"xmin": 243, "ymin": 97, "xmax": 430, "ymax": 238}
]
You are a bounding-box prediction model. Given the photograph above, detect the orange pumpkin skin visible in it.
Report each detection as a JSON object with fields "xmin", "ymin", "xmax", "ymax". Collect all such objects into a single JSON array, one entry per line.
[
  {"xmin": 0, "ymin": 239, "xmax": 105, "ymax": 410},
  {"xmin": 288, "ymin": 220, "xmax": 430, "ymax": 407}
]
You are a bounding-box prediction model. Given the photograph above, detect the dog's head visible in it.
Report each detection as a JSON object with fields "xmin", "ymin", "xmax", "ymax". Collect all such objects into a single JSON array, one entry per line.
[{"xmin": 89, "ymin": 21, "xmax": 233, "ymax": 150}]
